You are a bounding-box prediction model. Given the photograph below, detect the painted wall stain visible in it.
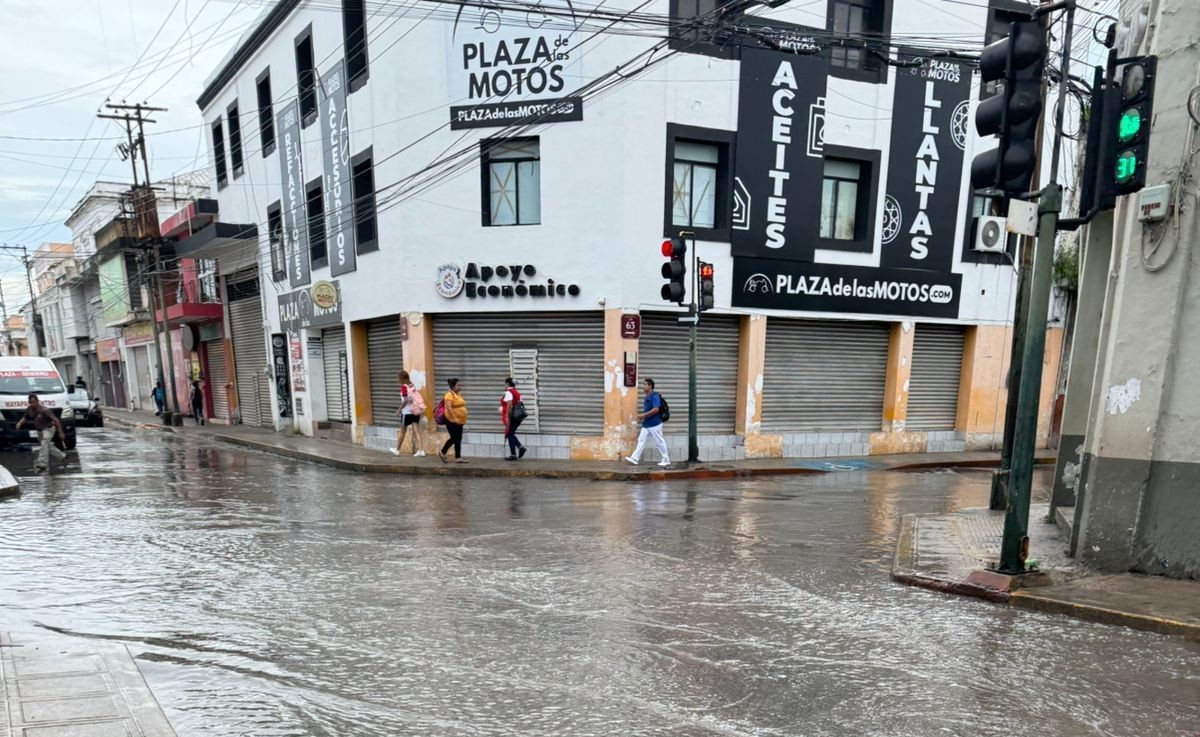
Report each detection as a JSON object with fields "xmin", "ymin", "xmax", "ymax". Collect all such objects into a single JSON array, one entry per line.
[
  {"xmin": 1105, "ymin": 377, "xmax": 1141, "ymax": 415},
  {"xmin": 410, "ymin": 370, "xmax": 427, "ymax": 390}
]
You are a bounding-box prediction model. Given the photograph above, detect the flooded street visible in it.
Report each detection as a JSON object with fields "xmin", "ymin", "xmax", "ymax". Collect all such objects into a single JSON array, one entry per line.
[{"xmin": 1, "ymin": 429, "xmax": 1196, "ymax": 736}]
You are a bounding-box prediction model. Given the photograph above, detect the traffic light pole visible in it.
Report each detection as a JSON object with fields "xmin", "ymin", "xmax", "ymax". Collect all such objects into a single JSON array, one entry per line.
[
  {"xmin": 685, "ymin": 233, "xmax": 700, "ymax": 465},
  {"xmin": 997, "ymin": 0, "xmax": 1075, "ymax": 574}
]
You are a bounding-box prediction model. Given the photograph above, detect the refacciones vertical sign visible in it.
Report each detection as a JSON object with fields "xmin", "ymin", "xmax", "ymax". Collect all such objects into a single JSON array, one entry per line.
[{"xmin": 277, "ymin": 100, "xmax": 310, "ymax": 287}]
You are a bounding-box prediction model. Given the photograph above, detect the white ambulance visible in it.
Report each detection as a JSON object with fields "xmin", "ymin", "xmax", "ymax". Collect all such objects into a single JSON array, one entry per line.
[{"xmin": 0, "ymin": 356, "xmax": 77, "ymax": 450}]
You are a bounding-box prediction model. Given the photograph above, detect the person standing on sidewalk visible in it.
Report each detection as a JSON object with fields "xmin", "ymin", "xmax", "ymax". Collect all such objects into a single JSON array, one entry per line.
[
  {"xmin": 152, "ymin": 380, "xmax": 165, "ymax": 416},
  {"xmin": 438, "ymin": 378, "xmax": 468, "ymax": 464},
  {"xmin": 625, "ymin": 378, "xmax": 670, "ymax": 467},
  {"xmin": 500, "ymin": 377, "xmax": 526, "ymax": 461},
  {"xmin": 392, "ymin": 371, "xmax": 426, "ymax": 457},
  {"xmin": 15, "ymin": 394, "xmax": 67, "ymax": 474},
  {"xmin": 189, "ymin": 380, "xmax": 206, "ymax": 425}
]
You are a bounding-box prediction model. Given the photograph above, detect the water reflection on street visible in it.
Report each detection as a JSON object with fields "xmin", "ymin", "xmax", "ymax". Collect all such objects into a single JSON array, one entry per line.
[{"xmin": 1, "ymin": 430, "xmax": 1196, "ymax": 736}]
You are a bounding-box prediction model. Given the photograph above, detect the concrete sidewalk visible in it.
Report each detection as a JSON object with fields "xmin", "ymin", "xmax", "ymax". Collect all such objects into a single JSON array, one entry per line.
[
  {"xmin": 104, "ymin": 408, "xmax": 1055, "ymax": 481},
  {"xmin": 892, "ymin": 505, "xmax": 1200, "ymax": 641},
  {"xmin": 1, "ymin": 632, "xmax": 176, "ymax": 736}
]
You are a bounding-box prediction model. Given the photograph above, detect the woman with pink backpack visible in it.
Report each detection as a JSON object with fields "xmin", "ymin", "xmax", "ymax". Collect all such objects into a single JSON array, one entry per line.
[{"xmin": 391, "ymin": 371, "xmax": 426, "ymax": 457}]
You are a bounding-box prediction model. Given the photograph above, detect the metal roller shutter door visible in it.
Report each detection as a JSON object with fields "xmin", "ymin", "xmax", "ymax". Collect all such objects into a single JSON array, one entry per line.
[
  {"xmin": 322, "ymin": 326, "xmax": 351, "ymax": 422},
  {"xmin": 431, "ymin": 312, "xmax": 604, "ymax": 434},
  {"xmin": 907, "ymin": 324, "xmax": 965, "ymax": 431},
  {"xmin": 761, "ymin": 318, "xmax": 889, "ymax": 432},
  {"xmin": 637, "ymin": 313, "xmax": 740, "ymax": 434},
  {"xmin": 229, "ymin": 297, "xmax": 270, "ymax": 427},
  {"xmin": 204, "ymin": 341, "xmax": 230, "ymax": 422},
  {"xmin": 132, "ymin": 348, "xmax": 151, "ymax": 410},
  {"xmin": 367, "ymin": 318, "xmax": 404, "ymax": 427}
]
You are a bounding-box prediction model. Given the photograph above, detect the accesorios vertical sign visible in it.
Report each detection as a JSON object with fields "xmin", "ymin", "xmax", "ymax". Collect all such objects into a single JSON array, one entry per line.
[{"xmin": 319, "ymin": 62, "xmax": 356, "ymax": 277}]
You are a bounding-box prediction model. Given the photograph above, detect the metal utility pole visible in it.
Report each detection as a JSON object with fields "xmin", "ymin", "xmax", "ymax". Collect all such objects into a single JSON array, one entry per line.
[
  {"xmin": 99, "ymin": 102, "xmax": 181, "ymax": 424},
  {"xmin": 676, "ymin": 232, "xmax": 701, "ymax": 465},
  {"xmin": 989, "ymin": 7, "xmax": 1054, "ymax": 511},
  {"xmin": 998, "ymin": 0, "xmax": 1075, "ymax": 574}
]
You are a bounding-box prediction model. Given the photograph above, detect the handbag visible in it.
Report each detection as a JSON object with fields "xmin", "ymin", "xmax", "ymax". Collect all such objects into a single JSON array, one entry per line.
[{"xmin": 509, "ymin": 400, "xmax": 528, "ymax": 423}]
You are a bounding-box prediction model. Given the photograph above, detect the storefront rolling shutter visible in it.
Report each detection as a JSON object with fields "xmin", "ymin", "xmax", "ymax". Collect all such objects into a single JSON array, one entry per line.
[
  {"xmin": 229, "ymin": 295, "xmax": 270, "ymax": 427},
  {"xmin": 907, "ymin": 324, "xmax": 965, "ymax": 431},
  {"xmin": 637, "ymin": 313, "xmax": 740, "ymax": 434},
  {"xmin": 761, "ymin": 318, "xmax": 889, "ymax": 433},
  {"xmin": 132, "ymin": 347, "xmax": 151, "ymax": 409},
  {"xmin": 367, "ymin": 318, "xmax": 404, "ymax": 427},
  {"xmin": 204, "ymin": 341, "xmax": 230, "ymax": 422},
  {"xmin": 431, "ymin": 312, "xmax": 604, "ymax": 434},
  {"xmin": 322, "ymin": 326, "xmax": 350, "ymax": 422}
]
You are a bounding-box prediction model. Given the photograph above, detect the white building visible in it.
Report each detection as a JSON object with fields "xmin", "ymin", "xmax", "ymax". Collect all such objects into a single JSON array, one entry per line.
[{"xmin": 188, "ymin": 0, "xmax": 1064, "ymax": 460}]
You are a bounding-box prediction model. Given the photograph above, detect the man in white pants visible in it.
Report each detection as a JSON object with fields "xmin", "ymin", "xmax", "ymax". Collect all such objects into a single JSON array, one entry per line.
[
  {"xmin": 625, "ymin": 378, "xmax": 670, "ymax": 467},
  {"xmin": 15, "ymin": 393, "xmax": 67, "ymax": 473}
]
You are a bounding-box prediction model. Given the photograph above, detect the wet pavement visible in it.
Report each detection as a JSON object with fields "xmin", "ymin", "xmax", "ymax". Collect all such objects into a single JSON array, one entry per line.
[{"xmin": 1, "ymin": 429, "xmax": 1197, "ymax": 736}]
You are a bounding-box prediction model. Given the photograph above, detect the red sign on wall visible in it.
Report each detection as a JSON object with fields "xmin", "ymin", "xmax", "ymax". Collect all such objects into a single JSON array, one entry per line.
[{"xmin": 621, "ymin": 314, "xmax": 640, "ymax": 339}]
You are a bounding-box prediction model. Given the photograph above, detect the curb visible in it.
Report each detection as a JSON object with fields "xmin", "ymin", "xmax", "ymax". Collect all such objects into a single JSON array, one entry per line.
[
  {"xmin": 889, "ymin": 456, "xmax": 1055, "ymax": 472},
  {"xmin": 213, "ymin": 434, "xmax": 830, "ymax": 481},
  {"xmin": 104, "ymin": 414, "xmax": 177, "ymax": 434},
  {"xmin": 890, "ymin": 513, "xmax": 1200, "ymax": 641},
  {"xmin": 1009, "ymin": 591, "xmax": 1200, "ymax": 642}
]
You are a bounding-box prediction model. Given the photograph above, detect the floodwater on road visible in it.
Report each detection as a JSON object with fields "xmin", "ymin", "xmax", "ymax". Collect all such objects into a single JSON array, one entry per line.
[{"xmin": 0, "ymin": 430, "xmax": 1196, "ymax": 737}]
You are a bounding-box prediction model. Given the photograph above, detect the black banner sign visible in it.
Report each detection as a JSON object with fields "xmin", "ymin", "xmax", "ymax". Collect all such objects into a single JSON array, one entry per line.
[
  {"xmin": 271, "ymin": 333, "xmax": 292, "ymax": 419},
  {"xmin": 319, "ymin": 63, "xmax": 356, "ymax": 276},
  {"xmin": 879, "ymin": 53, "xmax": 972, "ymax": 271},
  {"xmin": 731, "ymin": 47, "xmax": 828, "ymax": 262},
  {"xmin": 278, "ymin": 281, "xmax": 343, "ymax": 331},
  {"xmin": 732, "ymin": 257, "xmax": 962, "ymax": 319},
  {"xmin": 450, "ymin": 97, "xmax": 583, "ymax": 130},
  {"xmin": 277, "ymin": 99, "xmax": 310, "ymax": 287}
]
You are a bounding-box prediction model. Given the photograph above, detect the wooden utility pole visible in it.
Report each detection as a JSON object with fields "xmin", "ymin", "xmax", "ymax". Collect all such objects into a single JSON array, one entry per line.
[{"xmin": 98, "ymin": 103, "xmax": 183, "ymax": 424}]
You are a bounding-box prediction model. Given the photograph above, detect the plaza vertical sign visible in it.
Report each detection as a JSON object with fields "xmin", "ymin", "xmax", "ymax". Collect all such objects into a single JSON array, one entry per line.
[
  {"xmin": 879, "ymin": 53, "xmax": 973, "ymax": 271},
  {"xmin": 319, "ymin": 62, "xmax": 356, "ymax": 276},
  {"xmin": 277, "ymin": 99, "xmax": 310, "ymax": 288},
  {"xmin": 731, "ymin": 47, "xmax": 828, "ymax": 263}
]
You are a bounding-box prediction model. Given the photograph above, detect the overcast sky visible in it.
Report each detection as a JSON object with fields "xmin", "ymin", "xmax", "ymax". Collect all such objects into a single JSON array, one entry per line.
[{"xmin": 0, "ymin": 0, "xmax": 265, "ymax": 313}]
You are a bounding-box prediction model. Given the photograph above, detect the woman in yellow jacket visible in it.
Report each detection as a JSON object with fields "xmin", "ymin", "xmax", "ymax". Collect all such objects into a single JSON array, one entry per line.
[{"xmin": 438, "ymin": 378, "xmax": 468, "ymax": 463}]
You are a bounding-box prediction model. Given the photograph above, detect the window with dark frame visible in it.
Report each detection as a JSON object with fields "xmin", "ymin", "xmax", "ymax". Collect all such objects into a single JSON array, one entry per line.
[
  {"xmin": 343, "ymin": 0, "xmax": 369, "ymax": 90},
  {"xmin": 672, "ymin": 141, "xmax": 719, "ymax": 230},
  {"xmin": 295, "ymin": 29, "xmax": 317, "ymax": 125},
  {"xmin": 257, "ymin": 70, "xmax": 275, "ymax": 156},
  {"xmin": 227, "ymin": 102, "xmax": 244, "ymax": 177},
  {"xmin": 351, "ymin": 150, "xmax": 378, "ymax": 253},
  {"xmin": 827, "ymin": 0, "xmax": 888, "ymax": 82},
  {"xmin": 482, "ymin": 138, "xmax": 541, "ymax": 227},
  {"xmin": 663, "ymin": 124, "xmax": 734, "ymax": 239},
  {"xmin": 267, "ymin": 202, "xmax": 285, "ymax": 281},
  {"xmin": 305, "ymin": 179, "xmax": 327, "ymax": 268},
  {"xmin": 820, "ymin": 158, "xmax": 863, "ymax": 240},
  {"xmin": 211, "ymin": 119, "xmax": 228, "ymax": 189}
]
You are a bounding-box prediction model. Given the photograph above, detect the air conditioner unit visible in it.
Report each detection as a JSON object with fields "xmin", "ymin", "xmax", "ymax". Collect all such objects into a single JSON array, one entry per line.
[{"xmin": 974, "ymin": 216, "xmax": 1008, "ymax": 253}]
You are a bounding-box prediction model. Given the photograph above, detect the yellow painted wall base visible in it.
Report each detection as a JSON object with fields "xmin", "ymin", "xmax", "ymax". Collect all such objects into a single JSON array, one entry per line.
[{"xmin": 869, "ymin": 431, "xmax": 928, "ymax": 455}]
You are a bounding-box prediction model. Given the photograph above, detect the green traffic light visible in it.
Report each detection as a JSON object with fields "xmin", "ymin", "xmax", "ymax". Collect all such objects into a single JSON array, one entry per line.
[
  {"xmin": 1115, "ymin": 150, "xmax": 1139, "ymax": 184},
  {"xmin": 1118, "ymin": 108, "xmax": 1142, "ymax": 143}
]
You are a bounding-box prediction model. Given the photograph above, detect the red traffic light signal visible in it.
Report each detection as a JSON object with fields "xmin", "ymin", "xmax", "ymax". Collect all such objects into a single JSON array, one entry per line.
[
  {"xmin": 697, "ymin": 260, "xmax": 715, "ymax": 311},
  {"xmin": 661, "ymin": 237, "xmax": 687, "ymax": 304}
]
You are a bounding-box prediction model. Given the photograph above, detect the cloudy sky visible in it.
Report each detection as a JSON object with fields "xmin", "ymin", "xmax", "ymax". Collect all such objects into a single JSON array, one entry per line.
[{"xmin": 0, "ymin": 0, "xmax": 267, "ymax": 312}]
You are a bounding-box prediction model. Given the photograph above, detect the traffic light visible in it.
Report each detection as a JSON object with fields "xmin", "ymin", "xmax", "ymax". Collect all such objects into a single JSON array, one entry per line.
[
  {"xmin": 971, "ymin": 20, "xmax": 1047, "ymax": 195},
  {"xmin": 1110, "ymin": 56, "xmax": 1157, "ymax": 197},
  {"xmin": 661, "ymin": 237, "xmax": 687, "ymax": 304},
  {"xmin": 698, "ymin": 261, "xmax": 714, "ymax": 311}
]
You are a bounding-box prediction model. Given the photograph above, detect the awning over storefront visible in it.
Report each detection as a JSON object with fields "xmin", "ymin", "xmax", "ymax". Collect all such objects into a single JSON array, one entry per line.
[{"xmin": 160, "ymin": 198, "xmax": 218, "ymax": 240}]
